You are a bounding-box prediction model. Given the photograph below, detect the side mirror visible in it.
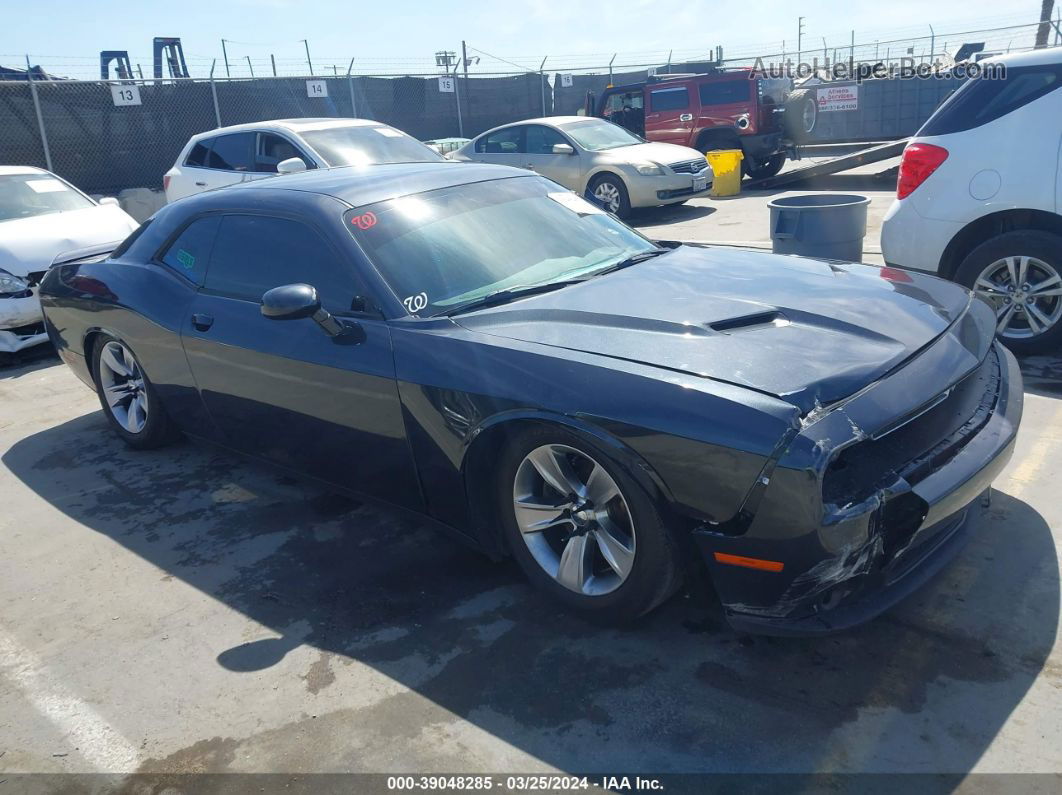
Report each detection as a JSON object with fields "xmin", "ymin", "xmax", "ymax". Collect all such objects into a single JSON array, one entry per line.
[
  {"xmin": 552, "ymin": 143, "xmax": 575, "ymax": 155},
  {"xmin": 261, "ymin": 283, "xmax": 320, "ymax": 320},
  {"xmin": 98, "ymin": 196, "xmax": 120, "ymax": 207},
  {"xmin": 276, "ymin": 157, "xmax": 308, "ymax": 175},
  {"xmin": 261, "ymin": 283, "xmax": 354, "ymax": 339}
]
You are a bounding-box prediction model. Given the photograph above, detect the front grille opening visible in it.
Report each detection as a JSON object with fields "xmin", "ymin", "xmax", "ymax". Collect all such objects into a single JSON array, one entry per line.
[
  {"xmin": 823, "ymin": 347, "xmax": 1000, "ymax": 509},
  {"xmin": 880, "ymin": 491, "xmax": 928, "ymax": 560}
]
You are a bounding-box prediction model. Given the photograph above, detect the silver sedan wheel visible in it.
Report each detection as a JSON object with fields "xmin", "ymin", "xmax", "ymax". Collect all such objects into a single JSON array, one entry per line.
[
  {"xmin": 98, "ymin": 340, "xmax": 149, "ymax": 434},
  {"xmin": 974, "ymin": 256, "xmax": 1062, "ymax": 340},
  {"xmin": 592, "ymin": 181, "xmax": 622, "ymax": 214},
  {"xmin": 512, "ymin": 444, "xmax": 636, "ymax": 596}
]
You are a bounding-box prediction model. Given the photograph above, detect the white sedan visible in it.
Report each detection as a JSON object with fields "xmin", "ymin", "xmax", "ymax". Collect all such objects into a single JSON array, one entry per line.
[
  {"xmin": 0, "ymin": 166, "xmax": 138, "ymax": 356},
  {"xmin": 450, "ymin": 116, "xmax": 712, "ymax": 218},
  {"xmin": 163, "ymin": 118, "xmax": 445, "ymax": 203}
]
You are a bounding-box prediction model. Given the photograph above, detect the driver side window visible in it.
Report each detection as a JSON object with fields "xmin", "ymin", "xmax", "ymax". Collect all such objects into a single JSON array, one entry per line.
[
  {"xmin": 204, "ymin": 215, "xmax": 363, "ymax": 312},
  {"xmin": 476, "ymin": 126, "xmax": 524, "ymax": 154}
]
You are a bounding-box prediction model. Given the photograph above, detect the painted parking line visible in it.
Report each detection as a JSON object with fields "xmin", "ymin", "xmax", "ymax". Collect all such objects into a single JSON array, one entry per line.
[
  {"xmin": 0, "ymin": 626, "xmax": 140, "ymax": 772},
  {"xmin": 1004, "ymin": 399, "xmax": 1062, "ymax": 500}
]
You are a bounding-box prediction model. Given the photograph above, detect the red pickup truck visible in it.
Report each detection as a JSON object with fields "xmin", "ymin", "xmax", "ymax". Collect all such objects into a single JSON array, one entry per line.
[{"xmin": 589, "ymin": 69, "xmax": 810, "ymax": 180}]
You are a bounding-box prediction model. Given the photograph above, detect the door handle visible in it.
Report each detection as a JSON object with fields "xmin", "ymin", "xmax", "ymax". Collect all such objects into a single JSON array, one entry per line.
[
  {"xmin": 194, "ymin": 181, "xmax": 207, "ymax": 187},
  {"xmin": 191, "ymin": 313, "xmax": 214, "ymax": 331},
  {"xmin": 679, "ymin": 113, "xmax": 693, "ymax": 122}
]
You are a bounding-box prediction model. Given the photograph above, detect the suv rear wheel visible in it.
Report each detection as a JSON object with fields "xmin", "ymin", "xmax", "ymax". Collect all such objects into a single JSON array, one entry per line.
[
  {"xmin": 955, "ymin": 231, "xmax": 1062, "ymax": 355},
  {"xmin": 744, "ymin": 153, "xmax": 786, "ymax": 180}
]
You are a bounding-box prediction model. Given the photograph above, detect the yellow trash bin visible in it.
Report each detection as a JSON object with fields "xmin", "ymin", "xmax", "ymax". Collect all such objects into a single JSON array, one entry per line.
[{"xmin": 706, "ymin": 149, "xmax": 743, "ymax": 197}]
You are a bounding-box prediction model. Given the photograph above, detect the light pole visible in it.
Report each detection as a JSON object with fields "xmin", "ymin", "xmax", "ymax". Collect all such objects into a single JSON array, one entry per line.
[
  {"xmin": 221, "ymin": 39, "xmax": 230, "ymax": 78},
  {"xmin": 301, "ymin": 40, "xmax": 313, "ymax": 75}
]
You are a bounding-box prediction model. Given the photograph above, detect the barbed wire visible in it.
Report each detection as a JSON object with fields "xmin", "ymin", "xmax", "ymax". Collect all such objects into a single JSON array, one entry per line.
[{"xmin": 2, "ymin": 15, "xmax": 1056, "ymax": 81}]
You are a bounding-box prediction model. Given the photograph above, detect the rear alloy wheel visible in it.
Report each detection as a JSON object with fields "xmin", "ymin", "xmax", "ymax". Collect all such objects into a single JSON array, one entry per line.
[
  {"xmin": 956, "ymin": 231, "xmax": 1062, "ymax": 355},
  {"xmin": 92, "ymin": 336, "xmax": 178, "ymax": 449},
  {"xmin": 587, "ymin": 174, "xmax": 631, "ymax": 218},
  {"xmin": 498, "ymin": 427, "xmax": 681, "ymax": 622}
]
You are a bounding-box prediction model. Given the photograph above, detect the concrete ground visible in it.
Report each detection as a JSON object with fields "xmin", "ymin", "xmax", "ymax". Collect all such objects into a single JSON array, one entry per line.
[{"xmin": 1, "ymin": 173, "xmax": 1061, "ymax": 785}]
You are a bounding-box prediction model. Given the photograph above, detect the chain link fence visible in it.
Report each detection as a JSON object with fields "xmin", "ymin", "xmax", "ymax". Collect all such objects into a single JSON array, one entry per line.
[
  {"xmin": 1, "ymin": 18, "xmax": 1054, "ymax": 196},
  {"xmin": 0, "ymin": 71, "xmax": 548, "ymax": 195}
]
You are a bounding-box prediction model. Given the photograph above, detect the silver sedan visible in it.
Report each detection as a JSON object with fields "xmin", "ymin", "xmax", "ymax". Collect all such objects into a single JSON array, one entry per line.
[{"xmin": 450, "ymin": 116, "xmax": 712, "ymax": 218}]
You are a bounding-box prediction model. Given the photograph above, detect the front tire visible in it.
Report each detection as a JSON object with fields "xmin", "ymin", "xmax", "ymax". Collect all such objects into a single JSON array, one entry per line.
[
  {"xmin": 586, "ymin": 174, "xmax": 632, "ymax": 219},
  {"xmin": 497, "ymin": 425, "xmax": 682, "ymax": 623},
  {"xmin": 954, "ymin": 231, "xmax": 1062, "ymax": 355},
  {"xmin": 92, "ymin": 336, "xmax": 179, "ymax": 449}
]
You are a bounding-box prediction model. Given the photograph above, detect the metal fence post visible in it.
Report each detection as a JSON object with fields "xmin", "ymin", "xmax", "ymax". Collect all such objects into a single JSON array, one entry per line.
[
  {"xmin": 453, "ymin": 62, "xmax": 464, "ymax": 137},
  {"xmin": 209, "ymin": 60, "xmax": 222, "ymax": 127},
  {"xmin": 25, "ymin": 56, "xmax": 53, "ymax": 172},
  {"xmin": 346, "ymin": 58, "xmax": 357, "ymax": 118},
  {"xmin": 539, "ymin": 56, "xmax": 548, "ymax": 116}
]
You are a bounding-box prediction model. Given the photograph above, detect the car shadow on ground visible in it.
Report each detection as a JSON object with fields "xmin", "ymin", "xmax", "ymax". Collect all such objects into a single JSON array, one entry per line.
[
  {"xmin": 632, "ymin": 203, "xmax": 717, "ymax": 228},
  {"xmin": 2, "ymin": 405, "xmax": 1058, "ymax": 776}
]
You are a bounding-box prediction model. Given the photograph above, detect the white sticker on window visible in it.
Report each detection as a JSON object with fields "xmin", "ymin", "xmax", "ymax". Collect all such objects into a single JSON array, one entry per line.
[
  {"xmin": 25, "ymin": 178, "xmax": 69, "ymax": 194},
  {"xmin": 403, "ymin": 292, "xmax": 428, "ymax": 314},
  {"xmin": 374, "ymin": 127, "xmax": 404, "ymax": 137},
  {"xmin": 547, "ymin": 191, "xmax": 603, "ymax": 215}
]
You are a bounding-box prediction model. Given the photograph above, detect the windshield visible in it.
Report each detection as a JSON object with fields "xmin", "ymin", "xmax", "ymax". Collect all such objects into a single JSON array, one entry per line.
[
  {"xmin": 299, "ymin": 124, "xmax": 445, "ymax": 166},
  {"xmin": 560, "ymin": 119, "xmax": 643, "ymax": 151},
  {"xmin": 0, "ymin": 174, "xmax": 95, "ymax": 223},
  {"xmin": 346, "ymin": 176, "xmax": 655, "ymax": 316}
]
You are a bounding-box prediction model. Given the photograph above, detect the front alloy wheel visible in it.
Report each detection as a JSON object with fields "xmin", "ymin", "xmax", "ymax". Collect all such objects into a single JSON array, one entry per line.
[
  {"xmin": 512, "ymin": 443, "xmax": 636, "ymax": 596},
  {"xmin": 974, "ymin": 256, "xmax": 1062, "ymax": 342}
]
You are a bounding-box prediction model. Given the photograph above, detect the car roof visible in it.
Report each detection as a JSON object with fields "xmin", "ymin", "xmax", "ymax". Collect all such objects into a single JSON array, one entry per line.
[
  {"xmin": 222, "ymin": 161, "xmax": 533, "ymax": 208},
  {"xmin": 0, "ymin": 165, "xmax": 49, "ymax": 176},
  {"xmin": 979, "ymin": 45, "xmax": 1062, "ymax": 68},
  {"xmin": 189, "ymin": 118, "xmax": 385, "ymax": 141},
  {"xmin": 473, "ymin": 115, "xmax": 601, "ymax": 139}
]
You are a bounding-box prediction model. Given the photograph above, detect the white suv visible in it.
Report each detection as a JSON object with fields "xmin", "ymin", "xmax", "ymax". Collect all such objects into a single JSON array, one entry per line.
[
  {"xmin": 163, "ymin": 118, "xmax": 444, "ymax": 203},
  {"xmin": 881, "ymin": 48, "xmax": 1062, "ymax": 353}
]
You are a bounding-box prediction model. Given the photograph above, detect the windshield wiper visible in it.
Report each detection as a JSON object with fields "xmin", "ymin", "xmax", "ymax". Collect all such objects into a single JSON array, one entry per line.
[
  {"xmin": 438, "ymin": 279, "xmax": 583, "ymax": 316},
  {"xmin": 580, "ymin": 248, "xmax": 670, "ymax": 279}
]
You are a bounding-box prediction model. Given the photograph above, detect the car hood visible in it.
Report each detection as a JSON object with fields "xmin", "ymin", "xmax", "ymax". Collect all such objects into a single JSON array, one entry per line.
[
  {"xmin": 454, "ymin": 246, "xmax": 972, "ymax": 414},
  {"xmin": 598, "ymin": 141, "xmax": 707, "ymax": 167},
  {"xmin": 0, "ymin": 205, "xmax": 137, "ymax": 277}
]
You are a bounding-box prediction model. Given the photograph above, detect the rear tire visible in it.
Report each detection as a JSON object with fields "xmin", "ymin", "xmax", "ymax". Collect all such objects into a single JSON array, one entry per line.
[
  {"xmin": 744, "ymin": 152, "xmax": 786, "ymax": 180},
  {"xmin": 497, "ymin": 424, "xmax": 682, "ymax": 623},
  {"xmin": 91, "ymin": 335, "xmax": 179, "ymax": 449},
  {"xmin": 954, "ymin": 231, "xmax": 1062, "ymax": 355},
  {"xmin": 586, "ymin": 173, "xmax": 632, "ymax": 219}
]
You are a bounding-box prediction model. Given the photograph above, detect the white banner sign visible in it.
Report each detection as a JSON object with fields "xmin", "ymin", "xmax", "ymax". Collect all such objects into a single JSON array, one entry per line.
[
  {"xmin": 816, "ymin": 84, "xmax": 858, "ymax": 112},
  {"xmin": 560, "ymin": 73, "xmax": 574, "ymax": 88},
  {"xmin": 110, "ymin": 84, "xmax": 142, "ymax": 106},
  {"xmin": 306, "ymin": 80, "xmax": 328, "ymax": 98},
  {"xmin": 438, "ymin": 76, "xmax": 455, "ymax": 93}
]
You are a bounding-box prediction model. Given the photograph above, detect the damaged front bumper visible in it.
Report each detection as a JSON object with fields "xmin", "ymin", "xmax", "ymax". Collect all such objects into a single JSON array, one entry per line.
[
  {"xmin": 694, "ymin": 329, "xmax": 1022, "ymax": 636},
  {"xmin": 0, "ymin": 291, "xmax": 48, "ymax": 354}
]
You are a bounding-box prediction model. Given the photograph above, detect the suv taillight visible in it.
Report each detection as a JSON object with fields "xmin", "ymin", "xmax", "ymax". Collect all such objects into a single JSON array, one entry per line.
[
  {"xmin": 163, "ymin": 175, "xmax": 171, "ymax": 192},
  {"xmin": 897, "ymin": 143, "xmax": 948, "ymax": 199}
]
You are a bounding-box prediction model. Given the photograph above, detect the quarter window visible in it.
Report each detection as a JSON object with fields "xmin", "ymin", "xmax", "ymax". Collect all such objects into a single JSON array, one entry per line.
[
  {"xmin": 207, "ymin": 133, "xmax": 255, "ymax": 171},
  {"xmin": 159, "ymin": 215, "xmax": 220, "ymax": 285},
  {"xmin": 649, "ymin": 86, "xmax": 689, "ymax": 111},
  {"xmin": 186, "ymin": 140, "xmax": 212, "ymax": 167},
  {"xmin": 698, "ymin": 80, "xmax": 751, "ymax": 106},
  {"xmin": 205, "ymin": 215, "xmax": 358, "ymax": 311}
]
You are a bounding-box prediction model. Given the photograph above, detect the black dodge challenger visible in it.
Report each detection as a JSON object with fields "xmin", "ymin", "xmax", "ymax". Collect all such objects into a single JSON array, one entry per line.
[{"xmin": 39, "ymin": 163, "xmax": 1022, "ymax": 635}]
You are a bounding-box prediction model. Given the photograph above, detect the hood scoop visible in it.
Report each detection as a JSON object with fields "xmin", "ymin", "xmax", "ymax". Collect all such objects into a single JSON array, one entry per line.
[{"xmin": 709, "ymin": 310, "xmax": 788, "ymax": 333}]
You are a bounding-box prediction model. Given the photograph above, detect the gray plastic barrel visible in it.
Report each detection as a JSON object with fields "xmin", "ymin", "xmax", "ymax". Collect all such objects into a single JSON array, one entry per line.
[{"xmin": 768, "ymin": 194, "xmax": 871, "ymax": 262}]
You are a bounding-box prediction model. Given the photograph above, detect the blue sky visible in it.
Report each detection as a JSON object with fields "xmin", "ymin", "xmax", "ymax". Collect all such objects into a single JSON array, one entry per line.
[{"xmin": 2, "ymin": 1, "xmax": 1049, "ymax": 78}]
